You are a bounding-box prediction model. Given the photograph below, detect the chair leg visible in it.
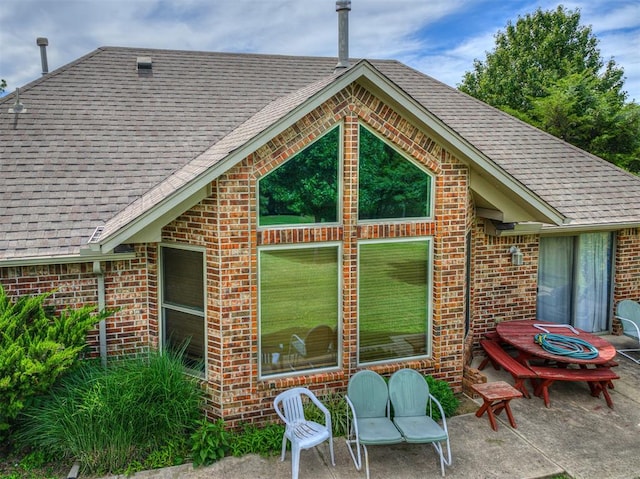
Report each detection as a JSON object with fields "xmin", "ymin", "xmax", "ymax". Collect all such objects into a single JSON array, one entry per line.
[
  {"xmin": 618, "ymin": 349, "xmax": 640, "ymax": 364},
  {"xmin": 363, "ymin": 443, "xmax": 371, "ymax": 479},
  {"xmin": 291, "ymin": 444, "xmax": 301, "ymax": 479},
  {"xmin": 280, "ymin": 434, "xmax": 287, "ymax": 462},
  {"xmin": 328, "ymin": 435, "xmax": 335, "ymax": 466}
]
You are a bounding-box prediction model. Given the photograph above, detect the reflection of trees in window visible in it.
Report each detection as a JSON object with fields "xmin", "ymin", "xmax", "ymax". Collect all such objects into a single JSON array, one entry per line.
[
  {"xmin": 259, "ymin": 127, "xmax": 339, "ymax": 226},
  {"xmin": 359, "ymin": 126, "xmax": 431, "ymax": 220}
]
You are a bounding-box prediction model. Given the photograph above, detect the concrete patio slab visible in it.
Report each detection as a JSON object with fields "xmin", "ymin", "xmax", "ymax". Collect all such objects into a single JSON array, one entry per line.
[{"xmin": 99, "ymin": 335, "xmax": 640, "ymax": 479}]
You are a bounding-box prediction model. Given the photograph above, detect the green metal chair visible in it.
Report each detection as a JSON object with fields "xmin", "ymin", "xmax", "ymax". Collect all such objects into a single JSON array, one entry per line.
[
  {"xmin": 388, "ymin": 368, "xmax": 452, "ymax": 476},
  {"xmin": 615, "ymin": 299, "xmax": 640, "ymax": 364},
  {"xmin": 345, "ymin": 370, "xmax": 403, "ymax": 479}
]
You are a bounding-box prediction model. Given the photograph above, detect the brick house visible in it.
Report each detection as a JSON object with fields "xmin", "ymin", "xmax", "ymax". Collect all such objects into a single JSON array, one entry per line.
[{"xmin": 1, "ymin": 46, "xmax": 639, "ymax": 425}]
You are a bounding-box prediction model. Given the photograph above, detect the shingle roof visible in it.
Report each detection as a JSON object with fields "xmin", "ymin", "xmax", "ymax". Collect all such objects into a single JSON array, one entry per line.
[{"xmin": 1, "ymin": 47, "xmax": 639, "ymax": 262}]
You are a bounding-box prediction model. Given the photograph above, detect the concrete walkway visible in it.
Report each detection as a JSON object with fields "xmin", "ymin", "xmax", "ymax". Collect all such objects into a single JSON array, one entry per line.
[{"xmin": 101, "ymin": 335, "xmax": 640, "ymax": 479}]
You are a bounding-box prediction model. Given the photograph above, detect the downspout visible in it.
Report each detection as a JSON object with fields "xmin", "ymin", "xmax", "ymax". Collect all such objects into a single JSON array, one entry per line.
[{"xmin": 93, "ymin": 261, "xmax": 107, "ymax": 367}]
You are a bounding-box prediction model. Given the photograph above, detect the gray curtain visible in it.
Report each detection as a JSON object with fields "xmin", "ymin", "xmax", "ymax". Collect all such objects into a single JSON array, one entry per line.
[{"xmin": 537, "ymin": 233, "xmax": 612, "ymax": 333}]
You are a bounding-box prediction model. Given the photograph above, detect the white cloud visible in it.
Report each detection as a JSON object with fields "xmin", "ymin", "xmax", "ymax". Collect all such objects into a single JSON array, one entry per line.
[{"xmin": 1, "ymin": 0, "xmax": 638, "ymax": 101}]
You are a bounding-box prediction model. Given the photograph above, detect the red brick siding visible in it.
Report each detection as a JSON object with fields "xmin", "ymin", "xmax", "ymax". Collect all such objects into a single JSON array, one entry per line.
[
  {"xmin": 471, "ymin": 221, "xmax": 539, "ymax": 339},
  {"xmin": 0, "ymin": 247, "xmax": 151, "ymax": 357},
  {"xmin": 614, "ymin": 228, "xmax": 640, "ymax": 303}
]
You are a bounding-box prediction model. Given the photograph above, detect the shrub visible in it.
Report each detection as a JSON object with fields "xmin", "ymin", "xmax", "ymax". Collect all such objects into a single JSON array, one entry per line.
[
  {"xmin": 426, "ymin": 375, "xmax": 459, "ymax": 420},
  {"xmin": 0, "ymin": 285, "xmax": 111, "ymax": 438},
  {"xmin": 228, "ymin": 422, "xmax": 284, "ymax": 458},
  {"xmin": 16, "ymin": 350, "xmax": 203, "ymax": 475},
  {"xmin": 190, "ymin": 419, "xmax": 231, "ymax": 466}
]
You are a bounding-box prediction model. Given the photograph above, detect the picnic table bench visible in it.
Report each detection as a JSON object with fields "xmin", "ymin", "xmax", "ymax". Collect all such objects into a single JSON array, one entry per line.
[
  {"xmin": 528, "ymin": 365, "xmax": 619, "ymax": 408},
  {"xmin": 479, "ymin": 337, "xmax": 620, "ymax": 408},
  {"xmin": 479, "ymin": 339, "xmax": 537, "ymax": 398}
]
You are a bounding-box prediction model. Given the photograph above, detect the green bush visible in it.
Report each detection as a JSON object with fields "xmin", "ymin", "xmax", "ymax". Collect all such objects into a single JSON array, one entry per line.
[
  {"xmin": 0, "ymin": 285, "xmax": 111, "ymax": 438},
  {"xmin": 190, "ymin": 419, "xmax": 231, "ymax": 466},
  {"xmin": 228, "ymin": 422, "xmax": 284, "ymax": 458},
  {"xmin": 16, "ymin": 350, "xmax": 203, "ymax": 475},
  {"xmin": 426, "ymin": 375, "xmax": 459, "ymax": 420}
]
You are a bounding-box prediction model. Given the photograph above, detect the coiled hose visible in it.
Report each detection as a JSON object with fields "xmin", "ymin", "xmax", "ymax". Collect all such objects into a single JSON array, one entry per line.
[{"xmin": 533, "ymin": 333, "xmax": 599, "ymax": 360}]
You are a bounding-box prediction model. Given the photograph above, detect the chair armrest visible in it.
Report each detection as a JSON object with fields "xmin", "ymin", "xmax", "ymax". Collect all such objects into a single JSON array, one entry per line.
[
  {"xmin": 345, "ymin": 395, "xmax": 359, "ymax": 437},
  {"xmin": 428, "ymin": 394, "xmax": 449, "ymax": 434},
  {"xmin": 306, "ymin": 390, "xmax": 332, "ymax": 430},
  {"xmin": 616, "ymin": 315, "xmax": 640, "ymax": 339}
]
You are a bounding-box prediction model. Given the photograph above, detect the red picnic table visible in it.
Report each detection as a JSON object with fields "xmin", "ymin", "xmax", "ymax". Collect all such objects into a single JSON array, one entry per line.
[
  {"xmin": 496, "ymin": 320, "xmax": 616, "ymax": 365},
  {"xmin": 494, "ymin": 320, "xmax": 619, "ymax": 407}
]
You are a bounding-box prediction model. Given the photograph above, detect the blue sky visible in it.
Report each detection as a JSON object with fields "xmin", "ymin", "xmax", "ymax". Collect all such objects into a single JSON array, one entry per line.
[{"xmin": 1, "ymin": 0, "xmax": 639, "ymax": 102}]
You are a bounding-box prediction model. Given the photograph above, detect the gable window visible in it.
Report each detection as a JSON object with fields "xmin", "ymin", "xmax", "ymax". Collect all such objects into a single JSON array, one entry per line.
[
  {"xmin": 537, "ymin": 232, "xmax": 613, "ymax": 333},
  {"xmin": 358, "ymin": 125, "xmax": 432, "ymax": 221},
  {"xmin": 259, "ymin": 244, "xmax": 340, "ymax": 377},
  {"xmin": 160, "ymin": 245, "xmax": 205, "ymax": 372},
  {"xmin": 358, "ymin": 238, "xmax": 432, "ymax": 364},
  {"xmin": 258, "ymin": 126, "xmax": 340, "ymax": 227}
]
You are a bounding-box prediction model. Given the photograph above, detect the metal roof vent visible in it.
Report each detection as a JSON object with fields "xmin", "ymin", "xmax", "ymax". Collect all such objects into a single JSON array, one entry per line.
[
  {"xmin": 36, "ymin": 37, "xmax": 49, "ymax": 75},
  {"xmin": 335, "ymin": 0, "xmax": 351, "ymax": 72},
  {"xmin": 136, "ymin": 56, "xmax": 153, "ymax": 75}
]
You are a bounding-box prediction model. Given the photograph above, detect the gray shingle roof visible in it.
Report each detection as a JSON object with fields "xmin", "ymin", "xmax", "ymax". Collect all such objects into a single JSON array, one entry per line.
[{"xmin": 1, "ymin": 47, "xmax": 639, "ymax": 262}]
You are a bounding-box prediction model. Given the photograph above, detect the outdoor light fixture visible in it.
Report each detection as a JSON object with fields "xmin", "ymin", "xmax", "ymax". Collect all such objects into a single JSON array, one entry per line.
[{"xmin": 509, "ymin": 246, "xmax": 524, "ymax": 266}]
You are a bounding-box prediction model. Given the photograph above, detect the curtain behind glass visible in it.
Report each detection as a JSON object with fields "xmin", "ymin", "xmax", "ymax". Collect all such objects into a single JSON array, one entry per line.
[
  {"xmin": 537, "ymin": 237, "xmax": 573, "ymax": 324},
  {"xmin": 573, "ymin": 233, "xmax": 612, "ymax": 332}
]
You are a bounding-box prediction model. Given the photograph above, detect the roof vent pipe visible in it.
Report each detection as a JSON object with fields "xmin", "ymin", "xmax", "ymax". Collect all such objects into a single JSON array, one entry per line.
[
  {"xmin": 335, "ymin": 0, "xmax": 351, "ymax": 71},
  {"xmin": 36, "ymin": 37, "xmax": 49, "ymax": 75}
]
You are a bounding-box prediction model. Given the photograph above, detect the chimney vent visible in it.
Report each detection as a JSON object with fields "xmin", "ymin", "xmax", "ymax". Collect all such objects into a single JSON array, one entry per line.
[
  {"xmin": 335, "ymin": 0, "xmax": 351, "ymax": 71},
  {"xmin": 36, "ymin": 37, "xmax": 49, "ymax": 75}
]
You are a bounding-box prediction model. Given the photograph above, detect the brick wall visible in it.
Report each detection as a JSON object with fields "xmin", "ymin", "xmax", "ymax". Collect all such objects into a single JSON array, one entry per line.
[
  {"xmin": 471, "ymin": 221, "xmax": 539, "ymax": 340},
  {"xmin": 0, "ymin": 247, "xmax": 151, "ymax": 357},
  {"xmin": 614, "ymin": 228, "xmax": 640, "ymax": 303}
]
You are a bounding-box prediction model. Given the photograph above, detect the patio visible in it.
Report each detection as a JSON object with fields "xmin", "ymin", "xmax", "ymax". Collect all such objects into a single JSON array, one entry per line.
[{"xmin": 103, "ymin": 334, "xmax": 640, "ymax": 479}]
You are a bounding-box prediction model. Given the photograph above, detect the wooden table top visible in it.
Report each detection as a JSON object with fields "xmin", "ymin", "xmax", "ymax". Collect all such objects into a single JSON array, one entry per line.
[{"xmin": 496, "ymin": 320, "xmax": 616, "ymax": 365}]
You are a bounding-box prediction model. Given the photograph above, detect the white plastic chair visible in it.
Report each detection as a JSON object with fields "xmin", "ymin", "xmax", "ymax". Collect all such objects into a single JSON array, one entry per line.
[
  {"xmin": 273, "ymin": 387, "xmax": 335, "ymax": 479},
  {"xmin": 615, "ymin": 299, "xmax": 640, "ymax": 364}
]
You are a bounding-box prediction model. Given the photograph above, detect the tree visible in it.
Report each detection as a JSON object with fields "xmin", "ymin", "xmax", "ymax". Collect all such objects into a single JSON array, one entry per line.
[
  {"xmin": 0, "ymin": 79, "xmax": 6, "ymax": 94},
  {"xmin": 459, "ymin": 6, "xmax": 639, "ymax": 173}
]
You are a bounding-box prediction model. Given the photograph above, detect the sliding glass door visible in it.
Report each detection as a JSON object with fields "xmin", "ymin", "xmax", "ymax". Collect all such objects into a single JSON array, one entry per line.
[{"xmin": 537, "ymin": 232, "xmax": 613, "ymax": 332}]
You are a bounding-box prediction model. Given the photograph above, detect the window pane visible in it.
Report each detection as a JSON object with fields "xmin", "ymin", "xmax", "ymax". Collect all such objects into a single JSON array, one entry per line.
[
  {"xmin": 162, "ymin": 247, "xmax": 204, "ymax": 309},
  {"xmin": 359, "ymin": 126, "xmax": 431, "ymax": 220},
  {"xmin": 358, "ymin": 240, "xmax": 429, "ymax": 363},
  {"xmin": 164, "ymin": 307, "xmax": 204, "ymax": 369},
  {"xmin": 259, "ymin": 127, "xmax": 339, "ymax": 226},
  {"xmin": 161, "ymin": 246, "xmax": 205, "ymax": 372},
  {"xmin": 260, "ymin": 246, "xmax": 339, "ymax": 375}
]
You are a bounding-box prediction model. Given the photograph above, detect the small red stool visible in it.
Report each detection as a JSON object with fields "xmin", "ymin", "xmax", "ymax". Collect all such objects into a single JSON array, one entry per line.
[{"xmin": 471, "ymin": 381, "xmax": 522, "ymax": 431}]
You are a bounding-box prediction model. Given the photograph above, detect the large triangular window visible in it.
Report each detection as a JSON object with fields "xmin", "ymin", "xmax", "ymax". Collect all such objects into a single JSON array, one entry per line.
[
  {"xmin": 258, "ymin": 126, "xmax": 340, "ymax": 227},
  {"xmin": 358, "ymin": 125, "xmax": 432, "ymax": 221}
]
